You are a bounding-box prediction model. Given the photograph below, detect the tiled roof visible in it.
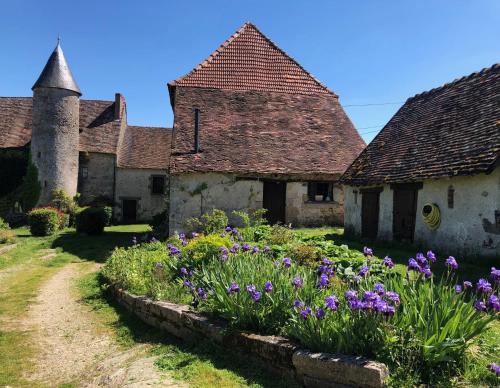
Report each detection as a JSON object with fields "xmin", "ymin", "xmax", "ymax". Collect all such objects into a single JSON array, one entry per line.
[
  {"xmin": 170, "ymin": 22, "xmax": 335, "ymax": 96},
  {"xmin": 117, "ymin": 126, "xmax": 171, "ymax": 170},
  {"xmin": 341, "ymin": 64, "xmax": 500, "ymax": 186},
  {"xmin": 0, "ymin": 96, "xmax": 171, "ymax": 170},
  {"xmin": 170, "ymin": 87, "xmax": 365, "ymax": 178}
]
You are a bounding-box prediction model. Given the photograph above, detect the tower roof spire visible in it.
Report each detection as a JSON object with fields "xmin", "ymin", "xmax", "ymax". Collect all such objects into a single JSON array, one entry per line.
[{"xmin": 32, "ymin": 39, "xmax": 81, "ymax": 95}]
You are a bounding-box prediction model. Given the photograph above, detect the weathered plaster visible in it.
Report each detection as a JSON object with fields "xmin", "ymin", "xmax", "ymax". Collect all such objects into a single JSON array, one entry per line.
[
  {"xmin": 286, "ymin": 182, "xmax": 343, "ymax": 226},
  {"xmin": 344, "ymin": 168, "xmax": 500, "ymax": 258},
  {"xmin": 114, "ymin": 168, "xmax": 167, "ymax": 222},
  {"xmin": 78, "ymin": 152, "xmax": 115, "ymax": 204}
]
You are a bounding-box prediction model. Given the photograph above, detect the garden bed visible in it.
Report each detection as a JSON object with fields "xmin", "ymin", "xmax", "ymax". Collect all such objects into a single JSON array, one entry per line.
[{"xmin": 109, "ymin": 284, "xmax": 389, "ymax": 387}]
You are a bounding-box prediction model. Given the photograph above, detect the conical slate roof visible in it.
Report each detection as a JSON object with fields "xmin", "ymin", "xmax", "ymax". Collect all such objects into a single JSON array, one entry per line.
[
  {"xmin": 170, "ymin": 22, "xmax": 335, "ymax": 96},
  {"xmin": 32, "ymin": 41, "xmax": 81, "ymax": 95}
]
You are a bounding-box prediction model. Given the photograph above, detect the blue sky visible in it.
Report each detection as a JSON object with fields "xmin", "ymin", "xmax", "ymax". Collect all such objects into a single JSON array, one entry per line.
[{"xmin": 1, "ymin": 1, "xmax": 499, "ymax": 143}]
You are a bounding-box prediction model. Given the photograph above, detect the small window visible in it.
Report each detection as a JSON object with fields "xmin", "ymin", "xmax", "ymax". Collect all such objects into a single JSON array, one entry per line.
[
  {"xmin": 448, "ymin": 185, "xmax": 454, "ymax": 208},
  {"xmin": 37, "ymin": 151, "xmax": 41, "ymax": 158},
  {"xmin": 80, "ymin": 166, "xmax": 88, "ymax": 179},
  {"xmin": 307, "ymin": 182, "xmax": 333, "ymax": 202},
  {"xmin": 151, "ymin": 176, "xmax": 166, "ymax": 195}
]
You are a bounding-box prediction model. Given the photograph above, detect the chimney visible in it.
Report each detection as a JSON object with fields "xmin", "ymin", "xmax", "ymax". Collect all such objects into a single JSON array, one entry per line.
[
  {"xmin": 194, "ymin": 108, "xmax": 200, "ymax": 153},
  {"xmin": 114, "ymin": 93, "xmax": 123, "ymax": 120}
]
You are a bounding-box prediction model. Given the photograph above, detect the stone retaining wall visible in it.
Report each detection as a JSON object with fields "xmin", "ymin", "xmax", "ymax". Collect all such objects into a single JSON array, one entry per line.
[{"xmin": 110, "ymin": 285, "xmax": 389, "ymax": 387}]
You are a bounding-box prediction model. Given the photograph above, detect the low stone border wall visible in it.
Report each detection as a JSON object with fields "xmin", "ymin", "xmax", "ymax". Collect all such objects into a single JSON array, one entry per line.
[{"xmin": 110, "ymin": 285, "xmax": 389, "ymax": 387}]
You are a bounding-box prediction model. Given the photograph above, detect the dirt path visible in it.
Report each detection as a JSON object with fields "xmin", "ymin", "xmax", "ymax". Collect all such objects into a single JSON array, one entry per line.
[{"xmin": 22, "ymin": 262, "xmax": 180, "ymax": 387}]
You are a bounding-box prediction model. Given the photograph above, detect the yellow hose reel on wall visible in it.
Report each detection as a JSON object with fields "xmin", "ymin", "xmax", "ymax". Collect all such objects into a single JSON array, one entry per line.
[{"xmin": 422, "ymin": 203, "xmax": 441, "ymax": 230}]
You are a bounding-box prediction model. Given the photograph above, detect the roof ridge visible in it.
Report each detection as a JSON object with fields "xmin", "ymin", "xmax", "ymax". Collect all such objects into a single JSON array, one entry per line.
[
  {"xmin": 407, "ymin": 62, "xmax": 499, "ymax": 103},
  {"xmin": 169, "ymin": 22, "xmax": 337, "ymax": 96}
]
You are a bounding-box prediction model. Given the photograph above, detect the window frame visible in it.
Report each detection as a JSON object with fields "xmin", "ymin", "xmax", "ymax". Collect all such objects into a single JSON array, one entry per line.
[
  {"xmin": 151, "ymin": 175, "xmax": 166, "ymax": 195},
  {"xmin": 306, "ymin": 181, "xmax": 334, "ymax": 203}
]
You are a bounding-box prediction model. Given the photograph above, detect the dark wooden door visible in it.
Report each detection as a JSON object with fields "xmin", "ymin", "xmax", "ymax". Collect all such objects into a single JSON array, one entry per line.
[
  {"xmin": 361, "ymin": 191, "xmax": 380, "ymax": 239},
  {"xmin": 122, "ymin": 199, "xmax": 137, "ymax": 224},
  {"xmin": 393, "ymin": 188, "xmax": 418, "ymax": 242},
  {"xmin": 263, "ymin": 181, "xmax": 286, "ymax": 225}
]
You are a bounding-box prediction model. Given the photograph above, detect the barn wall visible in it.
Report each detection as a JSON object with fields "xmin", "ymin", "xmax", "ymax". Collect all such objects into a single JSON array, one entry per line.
[
  {"xmin": 78, "ymin": 152, "xmax": 115, "ymax": 205},
  {"xmin": 114, "ymin": 168, "xmax": 168, "ymax": 222},
  {"xmin": 285, "ymin": 182, "xmax": 344, "ymax": 226}
]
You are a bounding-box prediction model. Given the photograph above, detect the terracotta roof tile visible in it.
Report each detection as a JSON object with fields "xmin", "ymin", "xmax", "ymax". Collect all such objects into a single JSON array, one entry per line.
[
  {"xmin": 117, "ymin": 125, "xmax": 171, "ymax": 169},
  {"xmin": 341, "ymin": 64, "xmax": 500, "ymax": 185},
  {"xmin": 170, "ymin": 22, "xmax": 335, "ymax": 96}
]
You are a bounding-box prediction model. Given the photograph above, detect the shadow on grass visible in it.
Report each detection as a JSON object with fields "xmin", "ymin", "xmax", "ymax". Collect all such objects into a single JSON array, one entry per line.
[
  {"xmin": 324, "ymin": 230, "xmax": 496, "ymax": 281},
  {"xmin": 92, "ymin": 274, "xmax": 297, "ymax": 388},
  {"xmin": 52, "ymin": 227, "xmax": 149, "ymax": 263}
]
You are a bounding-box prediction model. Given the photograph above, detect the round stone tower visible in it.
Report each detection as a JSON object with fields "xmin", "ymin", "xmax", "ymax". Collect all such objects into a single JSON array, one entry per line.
[{"xmin": 31, "ymin": 40, "xmax": 81, "ymax": 205}]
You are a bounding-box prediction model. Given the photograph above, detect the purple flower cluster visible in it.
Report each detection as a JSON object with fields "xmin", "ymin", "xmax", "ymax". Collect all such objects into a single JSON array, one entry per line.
[
  {"xmin": 358, "ymin": 265, "xmax": 370, "ymax": 277},
  {"xmin": 407, "ymin": 250, "xmax": 441, "ymax": 278},
  {"xmin": 445, "ymin": 256, "xmax": 458, "ymax": 270},
  {"xmin": 292, "ymin": 276, "xmax": 303, "ymax": 289},
  {"xmin": 167, "ymin": 243, "xmax": 181, "ymax": 256},
  {"xmin": 489, "ymin": 362, "xmax": 500, "ymax": 375},
  {"xmin": 325, "ymin": 294, "xmax": 340, "ymax": 311},
  {"xmin": 227, "ymin": 281, "xmax": 240, "ymax": 294},
  {"xmin": 346, "ymin": 286, "xmax": 398, "ymax": 316},
  {"xmin": 317, "ymin": 258, "xmax": 335, "ymax": 289},
  {"xmin": 491, "ymin": 267, "xmax": 500, "ymax": 284},
  {"xmin": 363, "ymin": 246, "xmax": 373, "ymax": 257},
  {"xmin": 474, "ymin": 294, "xmax": 499, "ymax": 312},
  {"xmin": 246, "ymin": 284, "xmax": 262, "ymax": 302},
  {"xmin": 383, "ymin": 256, "xmax": 394, "ymax": 268},
  {"xmin": 293, "ymin": 295, "xmax": 339, "ymax": 321},
  {"xmin": 477, "ymin": 278, "xmax": 493, "ymax": 294},
  {"xmin": 224, "ymin": 226, "xmax": 244, "ymax": 242},
  {"xmin": 282, "ymin": 257, "xmax": 292, "ymax": 268}
]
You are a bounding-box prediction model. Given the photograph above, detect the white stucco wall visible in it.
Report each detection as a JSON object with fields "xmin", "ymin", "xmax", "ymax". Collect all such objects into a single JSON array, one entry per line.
[
  {"xmin": 169, "ymin": 173, "xmax": 264, "ymax": 233},
  {"xmin": 114, "ymin": 168, "xmax": 168, "ymax": 222},
  {"xmin": 343, "ymin": 168, "xmax": 500, "ymax": 258},
  {"xmin": 286, "ymin": 182, "xmax": 343, "ymax": 226}
]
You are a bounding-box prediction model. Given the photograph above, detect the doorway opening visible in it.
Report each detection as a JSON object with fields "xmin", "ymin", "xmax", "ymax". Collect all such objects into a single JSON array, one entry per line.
[
  {"xmin": 361, "ymin": 188, "xmax": 382, "ymax": 239},
  {"xmin": 392, "ymin": 183, "xmax": 422, "ymax": 242},
  {"xmin": 263, "ymin": 181, "xmax": 286, "ymax": 225},
  {"xmin": 122, "ymin": 199, "xmax": 137, "ymax": 224}
]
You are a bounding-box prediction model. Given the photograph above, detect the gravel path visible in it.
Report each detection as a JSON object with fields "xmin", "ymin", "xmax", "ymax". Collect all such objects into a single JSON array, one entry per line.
[{"xmin": 22, "ymin": 262, "xmax": 180, "ymax": 387}]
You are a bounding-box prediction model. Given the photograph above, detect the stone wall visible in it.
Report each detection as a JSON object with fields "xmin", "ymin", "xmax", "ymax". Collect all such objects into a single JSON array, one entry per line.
[
  {"xmin": 110, "ymin": 285, "xmax": 389, "ymax": 388},
  {"xmin": 286, "ymin": 182, "xmax": 344, "ymax": 226},
  {"xmin": 114, "ymin": 168, "xmax": 168, "ymax": 222},
  {"xmin": 31, "ymin": 88, "xmax": 80, "ymax": 204},
  {"xmin": 343, "ymin": 167, "xmax": 500, "ymax": 257},
  {"xmin": 78, "ymin": 152, "xmax": 115, "ymax": 205}
]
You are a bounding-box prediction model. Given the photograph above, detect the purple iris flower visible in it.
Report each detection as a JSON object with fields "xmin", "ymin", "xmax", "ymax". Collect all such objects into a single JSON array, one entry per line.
[
  {"xmin": 477, "ymin": 278, "xmax": 493, "ymax": 294},
  {"xmin": 263, "ymin": 245, "xmax": 270, "ymax": 254},
  {"xmin": 383, "ymin": 256, "xmax": 394, "ymax": 268},
  {"xmin": 318, "ymin": 274, "xmax": 329, "ymax": 289},
  {"xmin": 225, "ymin": 226, "xmax": 232, "ymax": 232},
  {"xmin": 282, "ymin": 257, "xmax": 292, "ymax": 268},
  {"xmin": 408, "ymin": 258, "xmax": 420, "ymax": 272},
  {"xmin": 264, "ymin": 281, "xmax": 273, "ymax": 293},
  {"xmin": 359, "ymin": 265, "xmax": 369, "ymax": 277},
  {"xmin": 348, "ymin": 298, "xmax": 364, "ymax": 311},
  {"xmin": 454, "ymin": 285, "xmax": 463, "ymax": 294},
  {"xmin": 183, "ymin": 280, "xmax": 193, "ymax": 288},
  {"xmin": 487, "ymin": 295, "xmax": 500, "ymax": 311},
  {"xmin": 180, "ymin": 267, "xmax": 189, "ymax": 277},
  {"xmin": 246, "ymin": 284, "xmax": 256, "ymax": 294},
  {"xmin": 168, "ymin": 244, "xmax": 181, "ymax": 256},
  {"xmin": 363, "ymin": 246, "xmax": 373, "ymax": 257},
  {"xmin": 491, "ymin": 267, "xmax": 500, "ymax": 283},
  {"xmin": 363, "ymin": 291, "xmax": 379, "ymax": 302},
  {"xmin": 385, "ymin": 291, "xmax": 400, "ymax": 304},
  {"xmin": 181, "ymin": 240, "xmax": 188, "ymax": 246},
  {"xmin": 179, "ymin": 233, "xmax": 186, "ymax": 240},
  {"xmin": 197, "ymin": 288, "xmax": 207, "ymax": 300},
  {"xmin": 191, "ymin": 232, "xmax": 199, "ymax": 238},
  {"xmin": 463, "ymin": 281, "xmax": 473, "ymax": 289},
  {"xmin": 227, "ymin": 282, "xmax": 240, "ymax": 294},
  {"xmin": 345, "ymin": 290, "xmax": 358, "ymax": 300},
  {"xmin": 219, "ymin": 247, "xmax": 229, "ymax": 255},
  {"xmin": 420, "ymin": 267, "xmax": 433, "ymax": 279},
  {"xmin": 230, "ymin": 243, "xmax": 240, "ymax": 253},
  {"xmin": 488, "ymin": 363, "xmax": 500, "ymax": 375},
  {"xmin": 416, "ymin": 253, "xmax": 427, "ymax": 267},
  {"xmin": 322, "ymin": 258, "xmax": 334, "ymax": 266},
  {"xmin": 325, "ymin": 294, "xmax": 339, "ymax": 310},
  {"xmin": 426, "ymin": 250, "xmax": 436, "ymax": 262},
  {"xmin": 252, "ymin": 246, "xmax": 259, "ymax": 254},
  {"xmin": 250, "ymin": 291, "xmax": 262, "ymax": 302},
  {"xmin": 242, "ymin": 243, "xmax": 250, "ymax": 252},
  {"xmin": 293, "ymin": 299, "xmax": 304, "ymax": 309},
  {"xmin": 315, "ymin": 307, "xmax": 326, "ymax": 320},
  {"xmin": 374, "ymin": 283, "xmax": 385, "ymax": 295},
  {"xmin": 300, "ymin": 306, "xmax": 312, "ymax": 320},
  {"xmin": 292, "ymin": 276, "xmax": 303, "ymax": 289},
  {"xmin": 445, "ymin": 256, "xmax": 458, "ymax": 270},
  {"xmin": 220, "ymin": 233, "xmax": 226, "ymax": 237},
  {"xmin": 474, "ymin": 300, "xmax": 487, "ymax": 311}
]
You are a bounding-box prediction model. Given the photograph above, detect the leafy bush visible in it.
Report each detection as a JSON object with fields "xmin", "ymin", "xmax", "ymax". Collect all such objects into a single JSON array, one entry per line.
[
  {"xmin": 103, "ymin": 241, "xmax": 188, "ymax": 302},
  {"xmin": 232, "ymin": 208, "xmax": 268, "ymax": 227},
  {"xmin": 181, "ymin": 234, "xmax": 231, "ymax": 266},
  {"xmin": 20, "ymin": 159, "xmax": 41, "ymax": 212},
  {"xmin": 185, "ymin": 209, "xmax": 228, "ymax": 235},
  {"xmin": 0, "ymin": 229, "xmax": 16, "ymax": 244},
  {"xmin": 0, "ymin": 217, "xmax": 9, "ymax": 230},
  {"xmin": 151, "ymin": 209, "xmax": 168, "ymax": 238},
  {"xmin": 103, "ymin": 206, "xmax": 113, "ymax": 226},
  {"xmin": 286, "ymin": 243, "xmax": 320, "ymax": 267},
  {"xmin": 75, "ymin": 207, "xmax": 108, "ymax": 235},
  {"xmin": 28, "ymin": 207, "xmax": 60, "ymax": 236},
  {"xmin": 50, "ymin": 189, "xmax": 80, "ymax": 226},
  {"xmin": 266, "ymin": 224, "xmax": 296, "ymax": 245}
]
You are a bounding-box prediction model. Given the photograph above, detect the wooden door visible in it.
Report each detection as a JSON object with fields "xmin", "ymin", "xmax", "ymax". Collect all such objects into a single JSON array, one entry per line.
[
  {"xmin": 393, "ymin": 188, "xmax": 418, "ymax": 242},
  {"xmin": 361, "ymin": 191, "xmax": 380, "ymax": 239},
  {"xmin": 122, "ymin": 199, "xmax": 137, "ymax": 224},
  {"xmin": 263, "ymin": 181, "xmax": 286, "ymax": 225}
]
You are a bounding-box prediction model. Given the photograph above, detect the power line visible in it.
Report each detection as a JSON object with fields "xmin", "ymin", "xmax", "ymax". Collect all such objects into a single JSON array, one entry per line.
[
  {"xmin": 357, "ymin": 124, "xmax": 385, "ymax": 130},
  {"xmin": 343, "ymin": 101, "xmax": 404, "ymax": 107}
]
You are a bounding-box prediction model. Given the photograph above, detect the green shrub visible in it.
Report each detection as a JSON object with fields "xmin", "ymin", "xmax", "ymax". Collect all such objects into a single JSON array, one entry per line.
[
  {"xmin": 151, "ymin": 209, "xmax": 168, "ymax": 237},
  {"xmin": 286, "ymin": 243, "xmax": 320, "ymax": 267},
  {"xmin": 0, "ymin": 217, "xmax": 9, "ymax": 230},
  {"xmin": 0, "ymin": 229, "xmax": 16, "ymax": 244},
  {"xmin": 28, "ymin": 207, "xmax": 60, "ymax": 236},
  {"xmin": 103, "ymin": 206, "xmax": 113, "ymax": 226},
  {"xmin": 50, "ymin": 189, "xmax": 80, "ymax": 226},
  {"xmin": 185, "ymin": 209, "xmax": 228, "ymax": 235},
  {"xmin": 20, "ymin": 159, "xmax": 41, "ymax": 212},
  {"xmin": 232, "ymin": 208, "xmax": 268, "ymax": 227},
  {"xmin": 75, "ymin": 207, "xmax": 108, "ymax": 235},
  {"xmin": 266, "ymin": 224, "xmax": 296, "ymax": 245},
  {"xmin": 182, "ymin": 234, "xmax": 231, "ymax": 266}
]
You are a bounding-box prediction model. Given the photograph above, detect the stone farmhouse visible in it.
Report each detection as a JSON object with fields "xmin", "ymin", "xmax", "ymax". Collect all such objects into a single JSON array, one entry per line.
[
  {"xmin": 0, "ymin": 22, "xmax": 365, "ymax": 231},
  {"xmin": 341, "ymin": 64, "xmax": 500, "ymax": 258}
]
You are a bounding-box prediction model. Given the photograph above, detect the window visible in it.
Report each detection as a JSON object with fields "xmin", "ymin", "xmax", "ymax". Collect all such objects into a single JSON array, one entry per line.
[
  {"xmin": 448, "ymin": 185, "xmax": 454, "ymax": 208},
  {"xmin": 307, "ymin": 182, "xmax": 334, "ymax": 202},
  {"xmin": 151, "ymin": 175, "xmax": 166, "ymax": 195}
]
